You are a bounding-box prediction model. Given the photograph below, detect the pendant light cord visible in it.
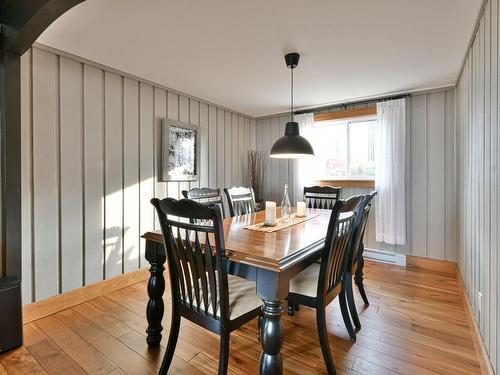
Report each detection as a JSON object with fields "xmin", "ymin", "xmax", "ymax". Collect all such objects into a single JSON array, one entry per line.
[{"xmin": 290, "ymin": 66, "xmax": 294, "ymax": 122}]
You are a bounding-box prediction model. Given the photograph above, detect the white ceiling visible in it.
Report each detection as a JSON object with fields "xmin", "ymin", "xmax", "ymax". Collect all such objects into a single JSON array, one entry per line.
[{"xmin": 37, "ymin": 0, "xmax": 481, "ymax": 117}]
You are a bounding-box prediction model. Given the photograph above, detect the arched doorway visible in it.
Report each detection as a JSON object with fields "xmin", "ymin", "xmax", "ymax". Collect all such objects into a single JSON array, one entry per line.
[{"xmin": 0, "ymin": 0, "xmax": 85, "ymax": 353}]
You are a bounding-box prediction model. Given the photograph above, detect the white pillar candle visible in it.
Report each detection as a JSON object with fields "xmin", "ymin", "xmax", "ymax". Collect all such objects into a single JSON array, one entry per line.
[
  {"xmin": 296, "ymin": 201, "xmax": 306, "ymax": 217},
  {"xmin": 265, "ymin": 201, "xmax": 276, "ymax": 226}
]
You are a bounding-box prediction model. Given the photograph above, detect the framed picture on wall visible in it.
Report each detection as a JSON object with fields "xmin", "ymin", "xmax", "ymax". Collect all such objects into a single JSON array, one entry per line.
[{"xmin": 161, "ymin": 119, "xmax": 200, "ymax": 182}]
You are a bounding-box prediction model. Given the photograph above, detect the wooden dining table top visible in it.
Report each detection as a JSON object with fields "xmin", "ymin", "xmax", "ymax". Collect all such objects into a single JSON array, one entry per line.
[{"xmin": 142, "ymin": 208, "xmax": 349, "ymax": 273}]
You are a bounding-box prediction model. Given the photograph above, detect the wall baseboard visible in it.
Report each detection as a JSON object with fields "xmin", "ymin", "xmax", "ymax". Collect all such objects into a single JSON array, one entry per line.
[
  {"xmin": 364, "ymin": 248, "xmax": 406, "ymax": 266},
  {"xmin": 457, "ymin": 271, "xmax": 495, "ymax": 375},
  {"xmin": 23, "ymin": 269, "xmax": 149, "ymax": 324},
  {"xmin": 406, "ymin": 255, "xmax": 457, "ymax": 275}
]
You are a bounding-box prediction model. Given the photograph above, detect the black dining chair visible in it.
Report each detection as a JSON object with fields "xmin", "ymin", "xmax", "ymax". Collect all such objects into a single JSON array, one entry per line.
[
  {"xmin": 182, "ymin": 187, "xmax": 225, "ymax": 218},
  {"xmin": 303, "ymin": 185, "xmax": 342, "ymax": 210},
  {"xmin": 342, "ymin": 191, "xmax": 377, "ymax": 334},
  {"xmin": 286, "ymin": 196, "xmax": 361, "ymax": 375},
  {"xmin": 151, "ymin": 198, "xmax": 262, "ymax": 375},
  {"xmin": 223, "ymin": 186, "xmax": 257, "ymax": 217}
]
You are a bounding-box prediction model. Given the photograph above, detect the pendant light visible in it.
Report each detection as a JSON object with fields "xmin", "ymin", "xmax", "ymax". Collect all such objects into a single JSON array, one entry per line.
[{"xmin": 270, "ymin": 52, "xmax": 314, "ymax": 158}]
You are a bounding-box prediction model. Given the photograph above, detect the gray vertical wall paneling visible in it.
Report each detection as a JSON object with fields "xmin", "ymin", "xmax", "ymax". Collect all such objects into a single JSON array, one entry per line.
[
  {"xmin": 269, "ymin": 117, "xmax": 281, "ymax": 203},
  {"xmin": 444, "ymin": 91, "xmax": 457, "ymax": 262},
  {"xmin": 208, "ymin": 106, "xmax": 217, "ymax": 188},
  {"xmin": 262, "ymin": 118, "xmax": 271, "ymax": 201},
  {"xmin": 199, "ymin": 103, "xmax": 209, "ymax": 188},
  {"xmin": 455, "ymin": 0, "xmax": 500, "ymax": 370},
  {"xmin": 231, "ymin": 113, "xmax": 239, "ymax": 186},
  {"xmin": 224, "ymin": 111, "xmax": 233, "ymax": 187},
  {"xmin": 154, "ymin": 88, "xmax": 167, "ymax": 203},
  {"xmin": 238, "ymin": 116, "xmax": 246, "ymax": 185},
  {"xmin": 83, "ymin": 65, "xmax": 105, "ymax": 285},
  {"xmin": 217, "ymin": 108, "xmax": 225, "ymax": 189},
  {"xmin": 59, "ymin": 57, "xmax": 84, "ymax": 291},
  {"xmin": 179, "ymin": 95, "xmax": 190, "ymax": 195},
  {"xmin": 123, "ymin": 78, "xmax": 140, "ymax": 273},
  {"xmin": 483, "ymin": 1, "xmax": 491, "ymax": 348},
  {"xmin": 32, "ymin": 48, "xmax": 60, "ymax": 300},
  {"xmin": 189, "ymin": 99, "xmax": 200, "ymax": 190},
  {"xmin": 139, "ymin": 83, "xmax": 154, "ymax": 269},
  {"xmin": 410, "ymin": 94, "xmax": 427, "ymax": 258},
  {"xmin": 489, "ymin": 0, "xmax": 498, "ymax": 368},
  {"xmin": 426, "ymin": 91, "xmax": 445, "ymax": 260},
  {"xmin": 167, "ymin": 92, "xmax": 180, "ymax": 200},
  {"xmin": 104, "ymin": 72, "xmax": 124, "ymax": 278},
  {"xmin": 21, "ymin": 50, "xmax": 33, "ymax": 303},
  {"xmin": 246, "ymin": 118, "xmax": 254, "ymax": 163},
  {"xmin": 278, "ymin": 116, "xmax": 289, "ymax": 200},
  {"xmin": 22, "ymin": 46, "xmax": 257, "ymax": 302}
]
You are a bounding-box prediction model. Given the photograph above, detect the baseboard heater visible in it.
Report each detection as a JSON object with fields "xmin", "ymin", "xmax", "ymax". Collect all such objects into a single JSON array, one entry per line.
[
  {"xmin": 0, "ymin": 276, "xmax": 23, "ymax": 354},
  {"xmin": 364, "ymin": 248, "xmax": 406, "ymax": 267}
]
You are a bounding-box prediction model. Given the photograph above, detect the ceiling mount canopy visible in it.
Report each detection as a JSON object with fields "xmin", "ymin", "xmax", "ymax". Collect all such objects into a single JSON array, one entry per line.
[{"xmin": 270, "ymin": 52, "xmax": 314, "ymax": 159}]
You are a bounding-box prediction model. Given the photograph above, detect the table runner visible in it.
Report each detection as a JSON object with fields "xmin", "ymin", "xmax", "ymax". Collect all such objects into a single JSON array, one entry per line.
[{"xmin": 245, "ymin": 213, "xmax": 319, "ymax": 233}]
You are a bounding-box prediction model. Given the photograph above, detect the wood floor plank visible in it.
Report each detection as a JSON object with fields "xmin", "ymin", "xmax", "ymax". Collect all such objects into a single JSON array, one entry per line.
[
  {"xmin": 55, "ymin": 308, "xmax": 158, "ymax": 375},
  {"xmin": 72, "ymin": 302, "xmax": 133, "ymax": 338},
  {"xmin": 34, "ymin": 315, "xmax": 117, "ymax": 374},
  {"xmin": 23, "ymin": 324, "xmax": 86, "ymax": 375},
  {"xmin": 0, "ymin": 346, "xmax": 47, "ymax": 375}
]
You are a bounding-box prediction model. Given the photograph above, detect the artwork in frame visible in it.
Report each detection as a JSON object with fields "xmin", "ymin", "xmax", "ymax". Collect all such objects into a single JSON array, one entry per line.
[{"xmin": 161, "ymin": 119, "xmax": 200, "ymax": 182}]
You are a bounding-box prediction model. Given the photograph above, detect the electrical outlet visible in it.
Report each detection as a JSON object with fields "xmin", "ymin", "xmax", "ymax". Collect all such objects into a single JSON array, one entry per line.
[{"xmin": 478, "ymin": 291, "xmax": 483, "ymax": 313}]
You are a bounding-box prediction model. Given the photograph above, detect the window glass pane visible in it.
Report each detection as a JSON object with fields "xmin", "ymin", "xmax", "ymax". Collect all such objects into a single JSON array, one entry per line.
[
  {"xmin": 348, "ymin": 120, "xmax": 376, "ymax": 177},
  {"xmin": 314, "ymin": 121, "xmax": 348, "ymax": 177}
]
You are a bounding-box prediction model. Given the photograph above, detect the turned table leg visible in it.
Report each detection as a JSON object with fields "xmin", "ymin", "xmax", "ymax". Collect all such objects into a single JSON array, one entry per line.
[
  {"xmin": 145, "ymin": 240, "xmax": 166, "ymax": 346},
  {"xmin": 256, "ymin": 269, "xmax": 289, "ymax": 375},
  {"xmin": 259, "ymin": 300, "xmax": 284, "ymax": 374}
]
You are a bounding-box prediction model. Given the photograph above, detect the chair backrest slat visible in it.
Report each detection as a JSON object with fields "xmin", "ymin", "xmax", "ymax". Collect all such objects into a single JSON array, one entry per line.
[
  {"xmin": 151, "ymin": 197, "xmax": 229, "ymax": 321},
  {"xmin": 176, "ymin": 227, "xmax": 194, "ymax": 305},
  {"xmin": 224, "ymin": 187, "xmax": 257, "ymax": 217},
  {"xmin": 204, "ymin": 236, "xmax": 218, "ymax": 316},
  {"xmin": 194, "ymin": 231, "xmax": 209, "ymax": 312},
  {"xmin": 304, "ymin": 186, "xmax": 341, "ymax": 210},
  {"xmin": 184, "ymin": 231, "xmax": 200, "ymax": 308}
]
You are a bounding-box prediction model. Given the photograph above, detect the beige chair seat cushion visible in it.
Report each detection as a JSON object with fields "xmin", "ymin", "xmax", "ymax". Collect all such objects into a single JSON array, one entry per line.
[
  {"xmin": 289, "ymin": 263, "xmax": 320, "ymax": 298},
  {"xmin": 227, "ymin": 274, "xmax": 262, "ymax": 319},
  {"xmin": 189, "ymin": 273, "xmax": 262, "ymax": 320}
]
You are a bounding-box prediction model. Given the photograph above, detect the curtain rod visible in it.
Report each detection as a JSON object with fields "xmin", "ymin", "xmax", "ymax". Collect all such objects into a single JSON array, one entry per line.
[{"xmin": 293, "ymin": 93, "xmax": 410, "ymax": 115}]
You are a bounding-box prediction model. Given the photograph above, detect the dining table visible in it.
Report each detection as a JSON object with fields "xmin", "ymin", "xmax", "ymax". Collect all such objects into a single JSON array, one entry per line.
[{"xmin": 142, "ymin": 208, "xmax": 342, "ymax": 375}]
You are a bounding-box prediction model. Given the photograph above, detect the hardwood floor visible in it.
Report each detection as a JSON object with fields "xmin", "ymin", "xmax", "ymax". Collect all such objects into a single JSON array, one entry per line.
[{"xmin": 0, "ymin": 260, "xmax": 485, "ymax": 374}]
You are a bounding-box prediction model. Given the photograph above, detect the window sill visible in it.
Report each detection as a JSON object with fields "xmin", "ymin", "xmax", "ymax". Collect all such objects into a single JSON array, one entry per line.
[{"xmin": 316, "ymin": 179, "xmax": 375, "ymax": 189}]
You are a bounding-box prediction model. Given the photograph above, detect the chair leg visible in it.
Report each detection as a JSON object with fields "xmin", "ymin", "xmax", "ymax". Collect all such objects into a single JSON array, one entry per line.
[
  {"xmin": 354, "ymin": 257, "xmax": 369, "ymax": 306},
  {"xmin": 345, "ymin": 271, "xmax": 361, "ymax": 332},
  {"xmin": 316, "ymin": 307, "xmax": 336, "ymax": 375},
  {"xmin": 287, "ymin": 302, "xmax": 300, "ymax": 316},
  {"xmin": 218, "ymin": 331, "xmax": 230, "ymax": 375},
  {"xmin": 159, "ymin": 310, "xmax": 181, "ymax": 374},
  {"xmin": 339, "ymin": 290, "xmax": 356, "ymax": 342}
]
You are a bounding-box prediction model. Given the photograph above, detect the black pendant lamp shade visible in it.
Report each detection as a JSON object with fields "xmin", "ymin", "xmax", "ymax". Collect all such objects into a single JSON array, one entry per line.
[{"xmin": 270, "ymin": 53, "xmax": 314, "ymax": 158}]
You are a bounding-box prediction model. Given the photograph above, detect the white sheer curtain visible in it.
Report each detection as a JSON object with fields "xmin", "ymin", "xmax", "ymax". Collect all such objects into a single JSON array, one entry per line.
[
  {"xmin": 293, "ymin": 113, "xmax": 316, "ymax": 204},
  {"xmin": 375, "ymin": 99, "xmax": 406, "ymax": 245}
]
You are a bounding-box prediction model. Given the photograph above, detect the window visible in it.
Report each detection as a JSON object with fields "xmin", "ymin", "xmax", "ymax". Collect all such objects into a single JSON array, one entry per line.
[{"xmin": 312, "ymin": 117, "xmax": 377, "ymax": 179}]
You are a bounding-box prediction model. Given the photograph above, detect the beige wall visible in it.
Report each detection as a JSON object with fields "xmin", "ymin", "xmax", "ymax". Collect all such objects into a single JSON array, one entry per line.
[
  {"xmin": 20, "ymin": 45, "xmax": 255, "ymax": 303},
  {"xmin": 255, "ymin": 89, "xmax": 457, "ymax": 260},
  {"xmin": 455, "ymin": 0, "xmax": 500, "ymax": 371}
]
